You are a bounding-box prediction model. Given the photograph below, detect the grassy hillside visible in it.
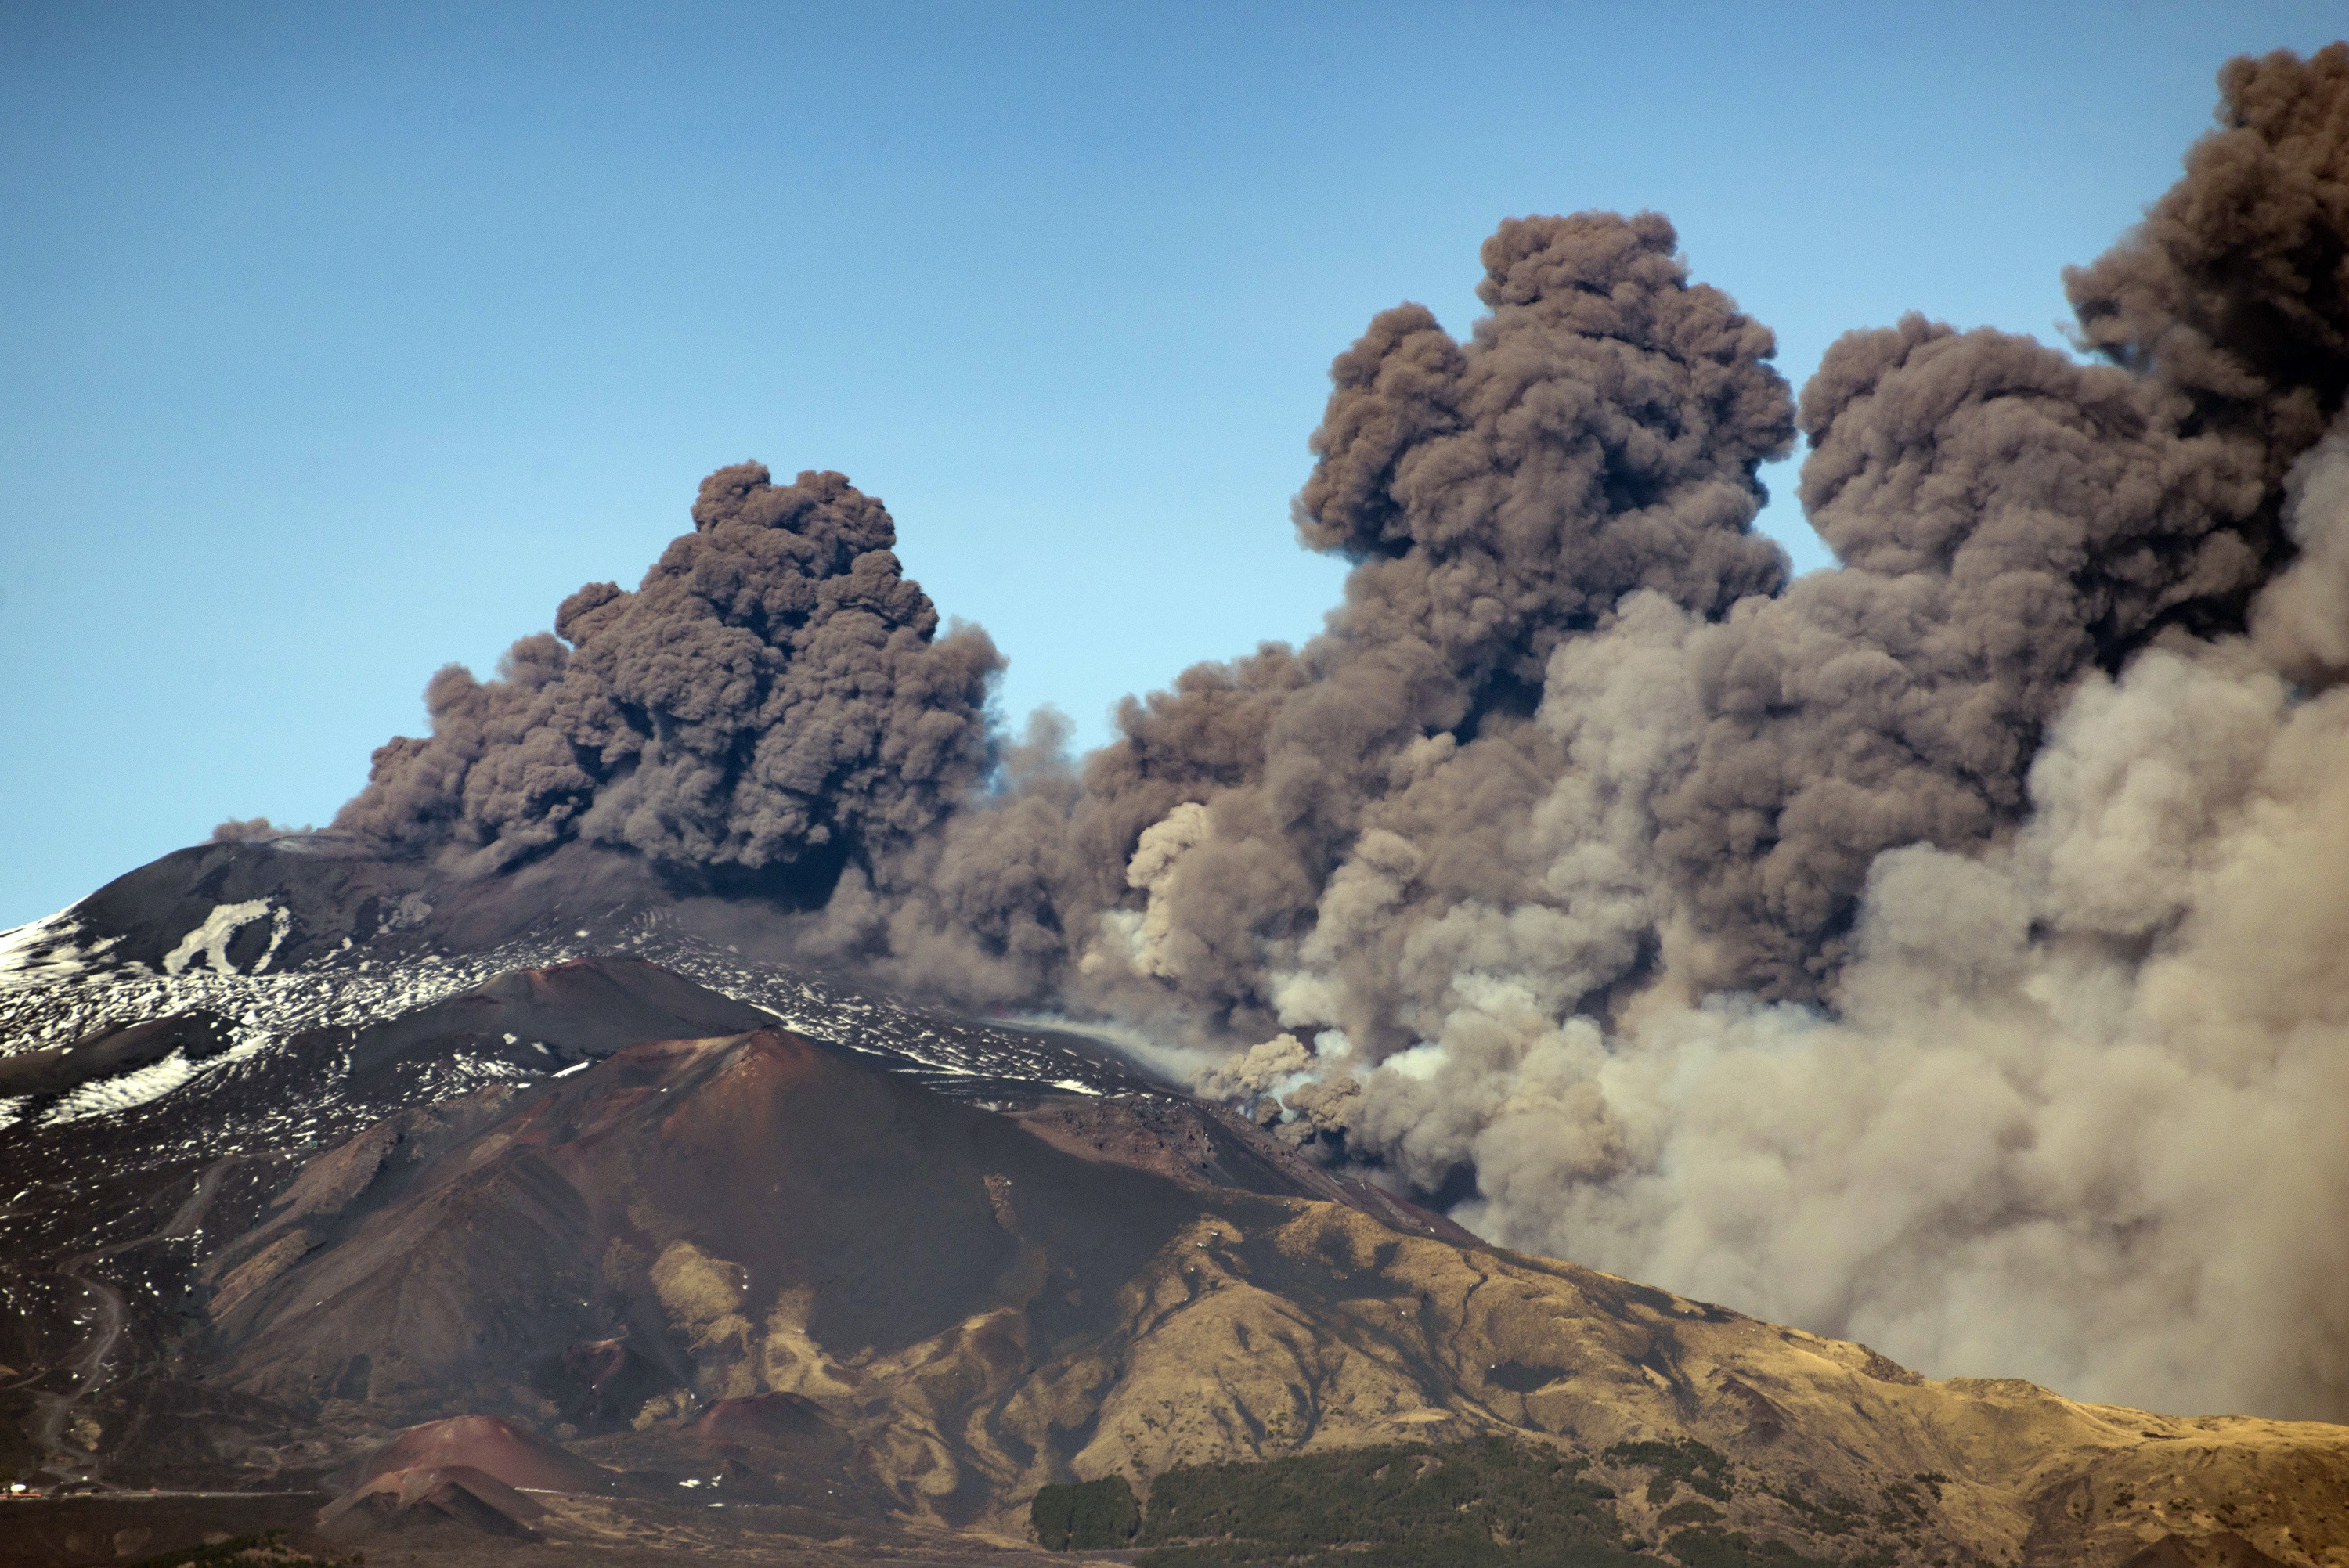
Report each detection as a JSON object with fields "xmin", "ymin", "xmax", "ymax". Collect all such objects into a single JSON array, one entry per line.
[
  {"xmin": 1107, "ymin": 1436, "xmax": 1871, "ymax": 1568},
  {"xmin": 1135, "ymin": 1437, "xmax": 1639, "ymax": 1566}
]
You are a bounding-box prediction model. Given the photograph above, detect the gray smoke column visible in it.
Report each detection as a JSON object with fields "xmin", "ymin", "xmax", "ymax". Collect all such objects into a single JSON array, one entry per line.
[
  {"xmin": 815, "ymin": 45, "xmax": 2346, "ymax": 1041},
  {"xmin": 337, "ymin": 463, "xmax": 1001, "ymax": 895},
  {"xmin": 1653, "ymin": 315, "xmax": 2268, "ymax": 997},
  {"xmin": 1168, "ymin": 45, "xmax": 2349, "ymax": 1419},
  {"xmin": 2066, "ymin": 46, "xmax": 2349, "ymax": 481},
  {"xmin": 792, "ymin": 209, "xmax": 1799, "ymax": 1041},
  {"xmin": 1652, "ymin": 42, "xmax": 2349, "ymax": 998}
]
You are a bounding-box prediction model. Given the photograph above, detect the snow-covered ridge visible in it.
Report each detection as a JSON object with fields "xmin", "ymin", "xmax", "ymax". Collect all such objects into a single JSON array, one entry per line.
[
  {"xmin": 0, "ymin": 903, "xmax": 1153, "ymax": 1130},
  {"xmin": 2, "ymin": 906, "xmax": 548, "ymax": 1057},
  {"xmin": 0, "ymin": 910, "xmax": 126, "ymax": 992},
  {"xmin": 41, "ymin": 1047, "xmax": 218, "ymax": 1125}
]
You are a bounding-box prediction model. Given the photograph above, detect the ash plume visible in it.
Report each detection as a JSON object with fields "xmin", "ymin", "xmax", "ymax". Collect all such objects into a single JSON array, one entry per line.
[
  {"xmin": 1651, "ymin": 42, "xmax": 2349, "ymax": 998},
  {"xmin": 1201, "ymin": 44, "xmax": 2349, "ymax": 1418},
  {"xmin": 336, "ymin": 463, "xmax": 1002, "ymax": 897},
  {"xmin": 319, "ymin": 47, "xmax": 2349, "ymax": 1421},
  {"xmin": 789, "ymin": 207, "xmax": 1799, "ymax": 1040}
]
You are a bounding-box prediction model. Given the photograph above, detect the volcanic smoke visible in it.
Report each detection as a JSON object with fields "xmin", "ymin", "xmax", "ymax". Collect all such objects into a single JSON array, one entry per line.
[{"xmin": 327, "ymin": 47, "xmax": 2349, "ymax": 1421}]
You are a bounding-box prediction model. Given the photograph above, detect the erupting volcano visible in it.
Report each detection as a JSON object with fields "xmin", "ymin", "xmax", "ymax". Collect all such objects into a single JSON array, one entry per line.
[{"xmin": 5, "ymin": 39, "xmax": 2349, "ymax": 1568}]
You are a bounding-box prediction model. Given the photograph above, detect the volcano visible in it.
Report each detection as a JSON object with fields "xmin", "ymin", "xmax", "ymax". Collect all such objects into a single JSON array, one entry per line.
[{"xmin": 2, "ymin": 842, "xmax": 2346, "ymax": 1568}]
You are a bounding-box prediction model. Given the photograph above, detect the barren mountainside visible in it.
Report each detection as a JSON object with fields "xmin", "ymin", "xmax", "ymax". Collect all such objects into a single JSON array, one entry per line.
[{"xmin": 2, "ymin": 848, "xmax": 2345, "ymax": 1568}]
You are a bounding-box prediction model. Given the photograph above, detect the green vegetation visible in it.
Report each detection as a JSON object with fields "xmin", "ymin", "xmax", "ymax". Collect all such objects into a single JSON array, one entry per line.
[
  {"xmin": 1659, "ymin": 1526, "xmax": 1839, "ymax": 1568},
  {"xmin": 128, "ymin": 1533, "xmax": 361, "ymax": 1568},
  {"xmin": 1764, "ymin": 1483, "xmax": 1865, "ymax": 1535},
  {"xmin": 1033, "ymin": 1476, "xmax": 1142, "ymax": 1550},
  {"xmin": 1079, "ymin": 1434, "xmax": 1900, "ymax": 1568},
  {"xmin": 1132, "ymin": 1436, "xmax": 1648, "ymax": 1568},
  {"xmin": 1603, "ymin": 1437, "xmax": 1733, "ymax": 1503},
  {"xmin": 1877, "ymin": 1476, "xmax": 1944, "ymax": 1531}
]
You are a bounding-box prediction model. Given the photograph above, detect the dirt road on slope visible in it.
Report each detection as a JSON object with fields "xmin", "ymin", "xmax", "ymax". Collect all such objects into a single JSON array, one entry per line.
[{"xmin": 22, "ymin": 1154, "xmax": 250, "ymax": 1476}]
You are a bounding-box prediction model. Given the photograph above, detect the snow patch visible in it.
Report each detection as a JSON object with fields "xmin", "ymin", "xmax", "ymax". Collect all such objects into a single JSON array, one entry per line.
[
  {"xmin": 41, "ymin": 1049, "xmax": 203, "ymax": 1123},
  {"xmin": 0, "ymin": 914, "xmax": 124, "ymax": 997},
  {"xmin": 38, "ymin": 1022, "xmax": 278, "ymax": 1125},
  {"xmin": 250, "ymin": 905, "xmax": 293, "ymax": 973},
  {"xmin": 162, "ymin": 902, "xmax": 274, "ymax": 977},
  {"xmin": 449, "ymin": 1051, "xmax": 536, "ymax": 1081}
]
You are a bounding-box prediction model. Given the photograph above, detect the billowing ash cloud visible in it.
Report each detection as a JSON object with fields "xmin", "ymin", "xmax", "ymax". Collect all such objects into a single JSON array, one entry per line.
[
  {"xmin": 329, "ymin": 47, "xmax": 2349, "ymax": 1420},
  {"xmin": 1650, "ymin": 43, "xmax": 2349, "ymax": 1000},
  {"xmin": 785, "ymin": 208, "xmax": 1801, "ymax": 1040},
  {"xmin": 337, "ymin": 464, "xmax": 1001, "ymax": 896},
  {"xmin": 1334, "ymin": 499, "xmax": 2349, "ymax": 1418},
  {"xmin": 1205, "ymin": 45, "xmax": 2349, "ymax": 1418}
]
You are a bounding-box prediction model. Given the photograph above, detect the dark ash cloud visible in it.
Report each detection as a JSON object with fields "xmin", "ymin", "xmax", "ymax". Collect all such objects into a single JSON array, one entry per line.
[{"xmin": 337, "ymin": 464, "xmax": 1001, "ymax": 899}]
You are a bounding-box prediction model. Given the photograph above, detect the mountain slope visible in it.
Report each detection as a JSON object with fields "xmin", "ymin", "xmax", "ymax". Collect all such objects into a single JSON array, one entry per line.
[
  {"xmin": 68, "ymin": 1016, "xmax": 2349, "ymax": 1566},
  {"xmin": 3, "ymin": 851, "xmax": 2346, "ymax": 1568}
]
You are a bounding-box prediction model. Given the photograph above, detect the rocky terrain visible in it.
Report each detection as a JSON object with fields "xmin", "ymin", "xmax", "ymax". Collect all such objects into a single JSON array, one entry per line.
[{"xmin": 2, "ymin": 841, "xmax": 2345, "ymax": 1568}]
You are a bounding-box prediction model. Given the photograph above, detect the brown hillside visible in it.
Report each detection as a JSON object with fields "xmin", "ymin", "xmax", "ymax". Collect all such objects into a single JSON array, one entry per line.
[{"xmin": 171, "ymin": 1021, "xmax": 2349, "ymax": 1567}]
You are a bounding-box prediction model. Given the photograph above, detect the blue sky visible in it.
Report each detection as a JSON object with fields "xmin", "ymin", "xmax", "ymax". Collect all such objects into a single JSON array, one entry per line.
[{"xmin": 2, "ymin": 1, "xmax": 2340, "ymax": 928}]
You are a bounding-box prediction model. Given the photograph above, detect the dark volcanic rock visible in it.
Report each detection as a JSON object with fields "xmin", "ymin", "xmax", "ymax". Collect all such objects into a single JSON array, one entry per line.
[
  {"xmin": 211, "ymin": 1026, "xmax": 1207, "ymax": 1423},
  {"xmin": 1009, "ymin": 1093, "xmax": 1480, "ymax": 1245},
  {"xmin": 319, "ymin": 1461, "xmax": 550, "ymax": 1541},
  {"xmin": 334, "ymin": 955, "xmax": 771, "ymax": 1098},
  {"xmin": 345, "ymin": 957, "xmax": 767, "ymax": 1070},
  {"xmin": 337, "ymin": 1414, "xmax": 616, "ymax": 1495},
  {"xmin": 60, "ymin": 836, "xmax": 666, "ymax": 975},
  {"xmin": 686, "ymin": 1390, "xmax": 839, "ymax": 1446},
  {"xmin": 555, "ymin": 1336, "xmax": 673, "ymax": 1428},
  {"xmin": 65, "ymin": 836, "xmax": 422, "ymax": 973}
]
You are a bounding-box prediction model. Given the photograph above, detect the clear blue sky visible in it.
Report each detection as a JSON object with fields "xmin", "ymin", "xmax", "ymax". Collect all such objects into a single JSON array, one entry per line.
[{"xmin": 2, "ymin": 2, "xmax": 2340, "ymax": 929}]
